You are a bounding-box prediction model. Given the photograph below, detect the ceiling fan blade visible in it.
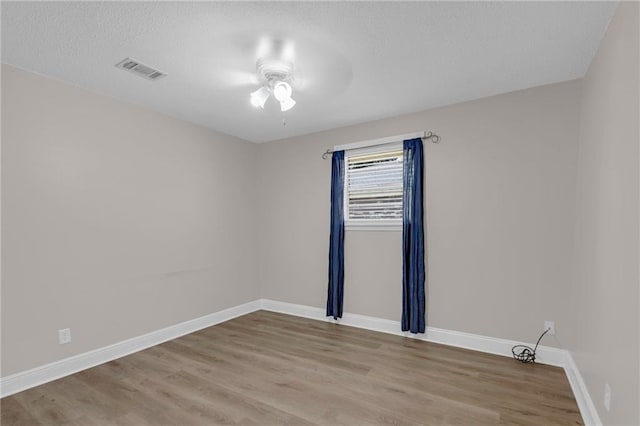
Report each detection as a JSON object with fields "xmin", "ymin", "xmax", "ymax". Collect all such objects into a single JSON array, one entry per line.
[{"xmin": 216, "ymin": 69, "xmax": 258, "ymax": 87}]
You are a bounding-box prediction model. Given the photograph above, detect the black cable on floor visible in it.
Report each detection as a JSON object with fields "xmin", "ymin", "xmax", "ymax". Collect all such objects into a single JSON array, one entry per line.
[{"xmin": 512, "ymin": 328, "xmax": 550, "ymax": 363}]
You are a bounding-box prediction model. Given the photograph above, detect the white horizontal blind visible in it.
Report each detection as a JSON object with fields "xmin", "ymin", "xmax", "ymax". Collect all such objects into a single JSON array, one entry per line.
[{"xmin": 345, "ymin": 147, "xmax": 404, "ymax": 221}]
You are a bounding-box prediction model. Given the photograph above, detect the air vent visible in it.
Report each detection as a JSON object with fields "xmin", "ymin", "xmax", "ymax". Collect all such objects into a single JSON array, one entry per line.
[{"xmin": 115, "ymin": 58, "xmax": 166, "ymax": 81}]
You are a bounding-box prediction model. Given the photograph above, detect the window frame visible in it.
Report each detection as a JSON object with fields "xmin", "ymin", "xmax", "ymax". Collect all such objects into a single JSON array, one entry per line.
[{"xmin": 343, "ymin": 143, "xmax": 403, "ymax": 231}]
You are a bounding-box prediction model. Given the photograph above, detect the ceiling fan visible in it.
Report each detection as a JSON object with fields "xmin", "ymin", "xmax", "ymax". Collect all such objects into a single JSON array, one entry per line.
[
  {"xmin": 250, "ymin": 56, "xmax": 296, "ymax": 111},
  {"xmin": 209, "ymin": 33, "xmax": 352, "ymax": 114}
]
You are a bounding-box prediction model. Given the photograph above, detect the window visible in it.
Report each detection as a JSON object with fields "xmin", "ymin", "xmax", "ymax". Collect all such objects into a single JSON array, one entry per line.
[{"xmin": 344, "ymin": 144, "xmax": 403, "ymax": 230}]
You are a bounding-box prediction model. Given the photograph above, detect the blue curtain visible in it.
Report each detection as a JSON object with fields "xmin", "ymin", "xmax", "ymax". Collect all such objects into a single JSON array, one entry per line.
[
  {"xmin": 402, "ymin": 138, "xmax": 425, "ymax": 333},
  {"xmin": 327, "ymin": 150, "xmax": 345, "ymax": 319}
]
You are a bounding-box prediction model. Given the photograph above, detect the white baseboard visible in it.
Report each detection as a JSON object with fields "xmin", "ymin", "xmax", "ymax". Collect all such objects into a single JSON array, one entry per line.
[
  {"xmin": 259, "ymin": 299, "xmax": 565, "ymax": 366},
  {"xmin": 259, "ymin": 298, "xmax": 599, "ymax": 425},
  {"xmin": 0, "ymin": 297, "xmax": 601, "ymax": 426},
  {"xmin": 564, "ymin": 351, "xmax": 602, "ymax": 426},
  {"xmin": 0, "ymin": 300, "xmax": 261, "ymax": 398}
]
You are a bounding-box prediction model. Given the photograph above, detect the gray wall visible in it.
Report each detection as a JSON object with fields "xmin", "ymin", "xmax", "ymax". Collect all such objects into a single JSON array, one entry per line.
[
  {"xmin": 1, "ymin": 64, "xmax": 259, "ymax": 376},
  {"xmin": 567, "ymin": 2, "xmax": 639, "ymax": 424},
  {"xmin": 256, "ymin": 80, "xmax": 581, "ymax": 345}
]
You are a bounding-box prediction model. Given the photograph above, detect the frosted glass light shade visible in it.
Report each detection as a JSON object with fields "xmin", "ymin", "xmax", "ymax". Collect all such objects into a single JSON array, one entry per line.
[
  {"xmin": 250, "ymin": 87, "xmax": 270, "ymax": 108},
  {"xmin": 273, "ymin": 81, "xmax": 292, "ymax": 102},
  {"xmin": 280, "ymin": 97, "xmax": 296, "ymax": 112}
]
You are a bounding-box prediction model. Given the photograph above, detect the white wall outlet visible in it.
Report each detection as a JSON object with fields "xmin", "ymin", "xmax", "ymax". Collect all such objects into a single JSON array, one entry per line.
[
  {"xmin": 544, "ymin": 321, "xmax": 555, "ymax": 335},
  {"xmin": 58, "ymin": 328, "xmax": 71, "ymax": 345},
  {"xmin": 604, "ymin": 383, "xmax": 611, "ymax": 412}
]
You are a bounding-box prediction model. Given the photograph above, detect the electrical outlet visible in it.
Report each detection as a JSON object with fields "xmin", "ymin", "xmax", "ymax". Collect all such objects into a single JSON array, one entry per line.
[
  {"xmin": 58, "ymin": 328, "xmax": 71, "ymax": 345},
  {"xmin": 544, "ymin": 321, "xmax": 555, "ymax": 335},
  {"xmin": 604, "ymin": 383, "xmax": 611, "ymax": 412}
]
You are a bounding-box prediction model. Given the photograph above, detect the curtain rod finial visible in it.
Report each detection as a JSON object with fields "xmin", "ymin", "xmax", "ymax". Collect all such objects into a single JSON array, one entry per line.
[{"xmin": 424, "ymin": 131, "xmax": 441, "ymax": 144}]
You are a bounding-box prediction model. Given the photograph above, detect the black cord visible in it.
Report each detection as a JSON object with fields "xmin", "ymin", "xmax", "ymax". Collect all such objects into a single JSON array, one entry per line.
[{"xmin": 512, "ymin": 328, "xmax": 551, "ymax": 363}]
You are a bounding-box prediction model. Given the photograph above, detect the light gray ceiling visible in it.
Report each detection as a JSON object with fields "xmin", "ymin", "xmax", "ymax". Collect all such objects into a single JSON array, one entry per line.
[{"xmin": 1, "ymin": 1, "xmax": 617, "ymax": 143}]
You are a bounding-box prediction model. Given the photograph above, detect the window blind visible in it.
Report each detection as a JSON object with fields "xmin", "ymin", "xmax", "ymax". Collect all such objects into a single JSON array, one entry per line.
[{"xmin": 346, "ymin": 148, "xmax": 403, "ymax": 220}]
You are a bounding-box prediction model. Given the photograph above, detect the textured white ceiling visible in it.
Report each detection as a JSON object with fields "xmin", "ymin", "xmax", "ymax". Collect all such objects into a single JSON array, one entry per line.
[{"xmin": 1, "ymin": 1, "xmax": 616, "ymax": 143}]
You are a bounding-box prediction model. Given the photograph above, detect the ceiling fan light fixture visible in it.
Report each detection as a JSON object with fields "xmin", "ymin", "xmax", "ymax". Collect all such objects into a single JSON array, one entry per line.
[
  {"xmin": 273, "ymin": 81, "xmax": 292, "ymax": 102},
  {"xmin": 250, "ymin": 56, "xmax": 297, "ymax": 111},
  {"xmin": 280, "ymin": 97, "xmax": 296, "ymax": 112},
  {"xmin": 250, "ymin": 87, "xmax": 270, "ymax": 108}
]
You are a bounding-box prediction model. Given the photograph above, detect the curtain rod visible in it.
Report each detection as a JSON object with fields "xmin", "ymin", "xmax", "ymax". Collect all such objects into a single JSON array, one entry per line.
[{"xmin": 322, "ymin": 131, "xmax": 440, "ymax": 159}]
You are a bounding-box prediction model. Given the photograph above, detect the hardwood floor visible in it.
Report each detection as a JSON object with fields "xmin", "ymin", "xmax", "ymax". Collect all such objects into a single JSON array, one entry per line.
[{"xmin": 1, "ymin": 311, "xmax": 582, "ymax": 425}]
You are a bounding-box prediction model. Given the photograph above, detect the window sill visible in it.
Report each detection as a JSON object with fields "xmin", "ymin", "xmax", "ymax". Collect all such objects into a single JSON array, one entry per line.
[{"xmin": 345, "ymin": 221, "xmax": 402, "ymax": 232}]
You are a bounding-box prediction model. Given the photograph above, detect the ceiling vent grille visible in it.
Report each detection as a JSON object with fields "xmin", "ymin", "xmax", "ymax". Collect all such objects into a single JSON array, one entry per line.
[{"xmin": 115, "ymin": 58, "xmax": 166, "ymax": 81}]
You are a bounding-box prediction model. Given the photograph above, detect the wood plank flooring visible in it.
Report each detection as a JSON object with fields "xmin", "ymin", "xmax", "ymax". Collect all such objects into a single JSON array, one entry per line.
[{"xmin": 1, "ymin": 311, "xmax": 582, "ymax": 425}]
